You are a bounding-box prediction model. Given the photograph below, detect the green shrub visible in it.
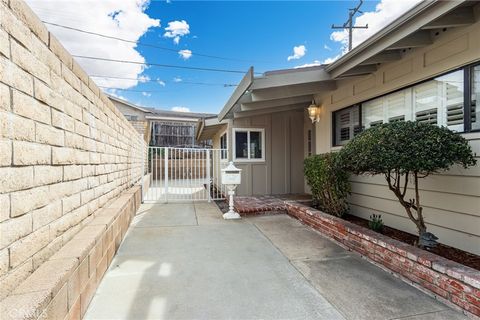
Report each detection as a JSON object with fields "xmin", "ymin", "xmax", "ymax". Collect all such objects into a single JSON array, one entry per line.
[
  {"xmin": 304, "ymin": 152, "xmax": 350, "ymax": 217},
  {"xmin": 368, "ymin": 214, "xmax": 384, "ymax": 233},
  {"xmin": 339, "ymin": 121, "xmax": 476, "ymax": 245}
]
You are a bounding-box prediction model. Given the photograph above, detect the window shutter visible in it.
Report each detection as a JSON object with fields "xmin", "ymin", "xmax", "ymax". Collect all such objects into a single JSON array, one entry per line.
[
  {"xmin": 445, "ymin": 82, "xmax": 464, "ymax": 126},
  {"xmin": 334, "ymin": 105, "xmax": 360, "ymax": 145},
  {"xmin": 386, "ymin": 92, "xmax": 406, "ymax": 122},
  {"xmin": 414, "ymin": 82, "xmax": 439, "ymax": 125},
  {"xmin": 363, "ymin": 99, "xmax": 383, "ymax": 128},
  {"xmin": 339, "ymin": 112, "xmax": 351, "ymax": 141},
  {"xmin": 415, "ymin": 108, "xmax": 438, "ymax": 124}
]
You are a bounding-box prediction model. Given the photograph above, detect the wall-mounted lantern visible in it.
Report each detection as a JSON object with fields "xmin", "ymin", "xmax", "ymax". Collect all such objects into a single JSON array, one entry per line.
[
  {"xmin": 221, "ymin": 162, "xmax": 242, "ymax": 219},
  {"xmin": 307, "ymin": 101, "xmax": 321, "ymax": 123}
]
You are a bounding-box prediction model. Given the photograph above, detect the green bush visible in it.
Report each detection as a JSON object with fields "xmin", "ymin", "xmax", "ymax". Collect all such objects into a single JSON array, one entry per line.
[
  {"xmin": 339, "ymin": 121, "xmax": 476, "ymax": 244},
  {"xmin": 304, "ymin": 153, "xmax": 350, "ymax": 217},
  {"xmin": 368, "ymin": 214, "xmax": 384, "ymax": 233}
]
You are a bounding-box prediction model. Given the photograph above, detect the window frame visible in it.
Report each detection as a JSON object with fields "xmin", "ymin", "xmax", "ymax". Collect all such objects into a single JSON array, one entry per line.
[
  {"xmin": 332, "ymin": 62, "xmax": 480, "ymax": 147},
  {"xmin": 232, "ymin": 128, "xmax": 266, "ymax": 162},
  {"xmin": 219, "ymin": 131, "xmax": 228, "ymax": 161}
]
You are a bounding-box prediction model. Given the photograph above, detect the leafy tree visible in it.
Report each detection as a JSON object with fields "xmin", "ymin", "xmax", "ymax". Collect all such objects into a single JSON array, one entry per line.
[
  {"xmin": 304, "ymin": 153, "xmax": 350, "ymax": 217},
  {"xmin": 339, "ymin": 121, "xmax": 476, "ymax": 243}
]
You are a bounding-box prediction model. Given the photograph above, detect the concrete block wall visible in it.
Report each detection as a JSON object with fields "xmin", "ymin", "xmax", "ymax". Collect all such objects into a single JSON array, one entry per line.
[{"xmin": 0, "ymin": 0, "xmax": 146, "ymax": 300}]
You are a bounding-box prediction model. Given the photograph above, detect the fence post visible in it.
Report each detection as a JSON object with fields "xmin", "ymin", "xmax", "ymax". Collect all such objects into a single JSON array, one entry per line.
[
  {"xmin": 207, "ymin": 149, "xmax": 211, "ymax": 202},
  {"xmin": 141, "ymin": 138, "xmax": 146, "ymax": 203},
  {"xmin": 164, "ymin": 148, "xmax": 169, "ymax": 203}
]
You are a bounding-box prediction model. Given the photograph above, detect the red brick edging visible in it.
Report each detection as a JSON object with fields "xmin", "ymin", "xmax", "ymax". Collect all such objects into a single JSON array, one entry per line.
[{"xmin": 285, "ymin": 201, "xmax": 480, "ymax": 319}]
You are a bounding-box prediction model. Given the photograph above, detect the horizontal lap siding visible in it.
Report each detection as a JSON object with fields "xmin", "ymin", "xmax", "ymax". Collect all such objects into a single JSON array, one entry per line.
[{"xmin": 348, "ymin": 135, "xmax": 480, "ymax": 254}]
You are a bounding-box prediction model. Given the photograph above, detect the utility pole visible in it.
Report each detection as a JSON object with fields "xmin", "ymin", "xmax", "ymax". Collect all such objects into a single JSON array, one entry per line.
[{"xmin": 331, "ymin": 0, "xmax": 368, "ymax": 51}]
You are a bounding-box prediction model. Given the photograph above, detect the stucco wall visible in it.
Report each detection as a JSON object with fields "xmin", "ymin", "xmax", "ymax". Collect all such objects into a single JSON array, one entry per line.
[
  {"xmin": 0, "ymin": 0, "xmax": 146, "ymax": 299},
  {"xmin": 313, "ymin": 10, "xmax": 480, "ymax": 254},
  {"xmin": 224, "ymin": 109, "xmax": 305, "ymax": 196}
]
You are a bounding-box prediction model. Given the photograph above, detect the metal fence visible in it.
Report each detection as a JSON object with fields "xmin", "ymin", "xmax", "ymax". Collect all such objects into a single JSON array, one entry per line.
[{"xmin": 143, "ymin": 147, "xmax": 228, "ymax": 203}]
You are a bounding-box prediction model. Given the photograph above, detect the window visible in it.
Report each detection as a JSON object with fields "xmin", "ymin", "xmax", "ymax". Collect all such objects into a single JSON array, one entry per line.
[
  {"xmin": 472, "ymin": 65, "xmax": 480, "ymax": 131},
  {"xmin": 233, "ymin": 128, "xmax": 265, "ymax": 161},
  {"xmin": 333, "ymin": 105, "xmax": 361, "ymax": 146},
  {"xmin": 125, "ymin": 115, "xmax": 138, "ymax": 121},
  {"xmin": 220, "ymin": 133, "xmax": 227, "ymax": 160},
  {"xmin": 333, "ymin": 64, "xmax": 479, "ymax": 146}
]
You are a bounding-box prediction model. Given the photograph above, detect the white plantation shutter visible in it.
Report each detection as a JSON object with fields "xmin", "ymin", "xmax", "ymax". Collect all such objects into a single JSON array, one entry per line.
[
  {"xmin": 334, "ymin": 105, "xmax": 360, "ymax": 145},
  {"xmin": 414, "ymin": 81, "xmax": 439, "ymax": 125},
  {"xmin": 363, "ymin": 98, "xmax": 383, "ymax": 128},
  {"xmin": 472, "ymin": 66, "xmax": 480, "ymax": 130},
  {"xmin": 445, "ymin": 82, "xmax": 464, "ymax": 130},
  {"xmin": 386, "ymin": 91, "xmax": 408, "ymax": 122}
]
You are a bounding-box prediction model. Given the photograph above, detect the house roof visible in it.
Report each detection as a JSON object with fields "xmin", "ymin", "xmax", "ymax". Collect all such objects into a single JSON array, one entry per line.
[
  {"xmin": 196, "ymin": 116, "xmax": 228, "ymax": 141},
  {"xmin": 107, "ymin": 94, "xmax": 215, "ymax": 121},
  {"xmin": 218, "ymin": 0, "xmax": 476, "ymax": 121}
]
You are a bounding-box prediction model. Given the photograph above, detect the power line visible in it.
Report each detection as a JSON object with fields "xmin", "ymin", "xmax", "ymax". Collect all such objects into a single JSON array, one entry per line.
[
  {"xmin": 43, "ymin": 21, "xmax": 263, "ymax": 63},
  {"xmin": 73, "ymin": 54, "xmax": 254, "ymax": 74},
  {"xmin": 98, "ymin": 86, "xmax": 192, "ymax": 93},
  {"xmin": 90, "ymin": 75, "xmax": 237, "ymax": 87}
]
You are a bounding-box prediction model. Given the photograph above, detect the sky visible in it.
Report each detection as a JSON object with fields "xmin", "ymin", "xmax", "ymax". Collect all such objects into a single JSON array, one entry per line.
[{"xmin": 26, "ymin": 0, "xmax": 422, "ymax": 114}]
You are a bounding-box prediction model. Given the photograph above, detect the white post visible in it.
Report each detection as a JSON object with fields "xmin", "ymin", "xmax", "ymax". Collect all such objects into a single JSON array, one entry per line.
[
  {"xmin": 207, "ymin": 149, "xmax": 211, "ymax": 202},
  {"xmin": 164, "ymin": 148, "xmax": 169, "ymax": 203},
  {"xmin": 223, "ymin": 185, "xmax": 240, "ymax": 220}
]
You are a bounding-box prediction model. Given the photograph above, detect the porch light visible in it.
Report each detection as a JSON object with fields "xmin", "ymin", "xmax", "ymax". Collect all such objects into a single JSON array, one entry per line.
[{"xmin": 307, "ymin": 101, "xmax": 321, "ymax": 123}]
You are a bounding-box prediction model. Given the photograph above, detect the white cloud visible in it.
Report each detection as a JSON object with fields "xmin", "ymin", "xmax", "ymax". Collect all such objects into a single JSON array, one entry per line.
[
  {"xmin": 294, "ymin": 60, "xmax": 321, "ymax": 69},
  {"xmin": 26, "ymin": 0, "xmax": 160, "ymax": 89},
  {"xmin": 171, "ymin": 106, "xmax": 190, "ymax": 112},
  {"xmin": 173, "ymin": 77, "xmax": 182, "ymax": 83},
  {"xmin": 330, "ymin": 0, "xmax": 422, "ymax": 53},
  {"xmin": 142, "ymin": 91, "xmax": 151, "ymax": 97},
  {"xmin": 178, "ymin": 49, "xmax": 192, "ymax": 60},
  {"xmin": 156, "ymin": 78, "xmax": 166, "ymax": 86},
  {"xmin": 164, "ymin": 20, "xmax": 190, "ymax": 45},
  {"xmin": 322, "ymin": 54, "xmax": 341, "ymax": 64},
  {"xmin": 287, "ymin": 45, "xmax": 306, "ymax": 61},
  {"xmin": 324, "ymin": 44, "xmax": 332, "ymax": 51},
  {"xmin": 294, "ymin": 54, "xmax": 342, "ymax": 69},
  {"xmin": 138, "ymin": 75, "xmax": 150, "ymax": 83}
]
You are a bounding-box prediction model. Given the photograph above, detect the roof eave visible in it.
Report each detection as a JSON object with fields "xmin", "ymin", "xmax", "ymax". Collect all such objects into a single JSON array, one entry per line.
[
  {"xmin": 325, "ymin": 0, "xmax": 466, "ymax": 78},
  {"xmin": 218, "ymin": 67, "xmax": 254, "ymax": 121}
]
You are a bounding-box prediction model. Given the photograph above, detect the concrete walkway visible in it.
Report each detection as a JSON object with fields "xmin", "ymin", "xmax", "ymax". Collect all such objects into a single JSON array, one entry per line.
[{"xmin": 84, "ymin": 203, "xmax": 466, "ymax": 320}]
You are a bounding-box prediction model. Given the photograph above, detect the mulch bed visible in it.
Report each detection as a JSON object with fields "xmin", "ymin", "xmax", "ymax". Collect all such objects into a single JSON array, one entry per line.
[
  {"xmin": 343, "ymin": 213, "xmax": 480, "ymax": 271},
  {"xmin": 215, "ymin": 200, "xmax": 229, "ymax": 213}
]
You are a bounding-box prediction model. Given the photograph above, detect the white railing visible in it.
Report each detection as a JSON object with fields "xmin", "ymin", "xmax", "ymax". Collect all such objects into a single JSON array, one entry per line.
[{"xmin": 143, "ymin": 147, "xmax": 228, "ymax": 203}]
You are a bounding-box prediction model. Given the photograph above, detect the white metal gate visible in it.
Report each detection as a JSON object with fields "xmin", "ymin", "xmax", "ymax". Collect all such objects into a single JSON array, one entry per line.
[{"xmin": 143, "ymin": 147, "xmax": 228, "ymax": 203}]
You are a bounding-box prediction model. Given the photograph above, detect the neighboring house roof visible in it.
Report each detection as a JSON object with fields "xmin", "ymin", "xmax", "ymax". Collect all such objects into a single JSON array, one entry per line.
[
  {"xmin": 108, "ymin": 94, "xmax": 151, "ymax": 113},
  {"xmin": 144, "ymin": 108, "xmax": 216, "ymax": 120},
  {"xmin": 218, "ymin": 0, "xmax": 476, "ymax": 121},
  {"xmin": 196, "ymin": 116, "xmax": 228, "ymax": 141},
  {"xmin": 107, "ymin": 94, "xmax": 215, "ymax": 121}
]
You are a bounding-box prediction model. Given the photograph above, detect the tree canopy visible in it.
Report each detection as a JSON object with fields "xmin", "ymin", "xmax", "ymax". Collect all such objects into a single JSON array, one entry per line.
[{"xmin": 339, "ymin": 121, "xmax": 476, "ymax": 176}]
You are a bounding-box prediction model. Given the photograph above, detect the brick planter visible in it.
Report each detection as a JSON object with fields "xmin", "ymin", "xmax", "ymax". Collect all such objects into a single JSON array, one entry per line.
[{"xmin": 285, "ymin": 201, "xmax": 480, "ymax": 319}]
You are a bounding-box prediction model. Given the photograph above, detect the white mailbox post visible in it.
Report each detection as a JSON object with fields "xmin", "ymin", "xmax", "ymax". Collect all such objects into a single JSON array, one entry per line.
[{"xmin": 221, "ymin": 162, "xmax": 242, "ymax": 219}]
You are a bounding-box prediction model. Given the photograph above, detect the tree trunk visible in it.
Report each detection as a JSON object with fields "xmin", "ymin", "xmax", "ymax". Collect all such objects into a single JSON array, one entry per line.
[
  {"xmin": 386, "ymin": 171, "xmax": 428, "ymax": 247},
  {"xmin": 414, "ymin": 172, "xmax": 427, "ymax": 241}
]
